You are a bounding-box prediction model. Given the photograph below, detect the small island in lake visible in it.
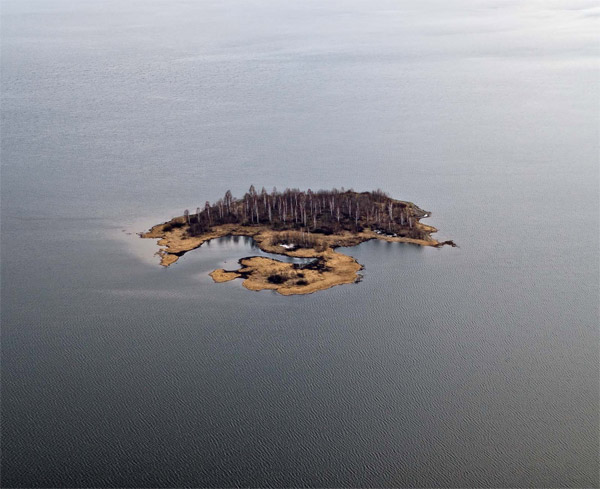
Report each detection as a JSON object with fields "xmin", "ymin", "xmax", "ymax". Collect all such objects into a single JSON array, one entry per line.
[{"xmin": 141, "ymin": 187, "xmax": 455, "ymax": 295}]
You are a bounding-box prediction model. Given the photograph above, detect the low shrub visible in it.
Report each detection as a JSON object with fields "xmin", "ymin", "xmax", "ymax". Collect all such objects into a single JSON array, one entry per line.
[
  {"xmin": 163, "ymin": 220, "xmax": 185, "ymax": 232},
  {"xmin": 267, "ymin": 274, "xmax": 286, "ymax": 284}
]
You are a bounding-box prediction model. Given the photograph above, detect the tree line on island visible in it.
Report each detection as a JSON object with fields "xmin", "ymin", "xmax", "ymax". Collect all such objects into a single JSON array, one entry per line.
[{"xmin": 169, "ymin": 186, "xmax": 427, "ymax": 240}]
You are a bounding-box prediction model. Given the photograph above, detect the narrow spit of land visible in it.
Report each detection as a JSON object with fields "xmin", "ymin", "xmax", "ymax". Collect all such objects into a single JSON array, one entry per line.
[{"xmin": 141, "ymin": 187, "xmax": 455, "ymax": 295}]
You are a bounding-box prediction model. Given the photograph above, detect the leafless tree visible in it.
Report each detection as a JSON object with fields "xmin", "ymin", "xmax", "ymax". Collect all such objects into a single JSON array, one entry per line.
[
  {"xmin": 224, "ymin": 190, "xmax": 233, "ymax": 214},
  {"xmin": 205, "ymin": 201, "xmax": 211, "ymax": 224}
]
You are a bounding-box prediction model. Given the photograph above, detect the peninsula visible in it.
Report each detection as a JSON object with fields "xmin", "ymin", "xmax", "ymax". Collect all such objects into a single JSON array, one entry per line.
[{"xmin": 141, "ymin": 187, "xmax": 455, "ymax": 295}]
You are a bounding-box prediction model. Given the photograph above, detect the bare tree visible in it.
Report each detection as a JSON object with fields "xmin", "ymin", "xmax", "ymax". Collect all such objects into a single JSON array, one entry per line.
[
  {"xmin": 224, "ymin": 190, "xmax": 233, "ymax": 214},
  {"xmin": 205, "ymin": 201, "xmax": 211, "ymax": 224},
  {"xmin": 261, "ymin": 187, "xmax": 267, "ymax": 207}
]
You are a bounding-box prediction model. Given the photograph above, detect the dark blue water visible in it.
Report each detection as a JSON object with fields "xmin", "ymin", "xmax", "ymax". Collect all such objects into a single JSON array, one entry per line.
[{"xmin": 2, "ymin": 0, "xmax": 598, "ymax": 487}]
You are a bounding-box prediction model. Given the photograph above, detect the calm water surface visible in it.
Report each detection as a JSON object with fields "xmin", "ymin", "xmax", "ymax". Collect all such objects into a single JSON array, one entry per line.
[{"xmin": 1, "ymin": 0, "xmax": 598, "ymax": 487}]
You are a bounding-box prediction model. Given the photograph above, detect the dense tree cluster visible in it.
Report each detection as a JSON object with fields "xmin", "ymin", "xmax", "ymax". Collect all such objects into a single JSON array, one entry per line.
[{"xmin": 184, "ymin": 187, "xmax": 425, "ymax": 239}]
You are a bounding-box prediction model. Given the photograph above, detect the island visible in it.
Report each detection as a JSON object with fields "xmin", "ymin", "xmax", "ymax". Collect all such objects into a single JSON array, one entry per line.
[{"xmin": 141, "ymin": 187, "xmax": 455, "ymax": 295}]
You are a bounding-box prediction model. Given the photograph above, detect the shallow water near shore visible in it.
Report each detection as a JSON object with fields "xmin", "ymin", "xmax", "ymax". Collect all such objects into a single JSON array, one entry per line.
[{"xmin": 1, "ymin": 0, "xmax": 598, "ymax": 487}]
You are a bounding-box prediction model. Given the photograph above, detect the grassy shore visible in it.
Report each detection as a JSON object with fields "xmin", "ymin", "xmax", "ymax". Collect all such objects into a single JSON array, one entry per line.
[{"xmin": 140, "ymin": 213, "xmax": 454, "ymax": 295}]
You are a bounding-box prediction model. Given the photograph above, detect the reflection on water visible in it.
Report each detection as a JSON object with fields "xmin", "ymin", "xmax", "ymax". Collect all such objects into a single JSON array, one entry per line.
[{"xmin": 201, "ymin": 235, "xmax": 315, "ymax": 265}]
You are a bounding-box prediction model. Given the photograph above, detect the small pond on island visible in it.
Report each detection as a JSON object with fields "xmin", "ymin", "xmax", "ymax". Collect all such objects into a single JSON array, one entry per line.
[{"xmin": 171, "ymin": 235, "xmax": 317, "ymax": 281}]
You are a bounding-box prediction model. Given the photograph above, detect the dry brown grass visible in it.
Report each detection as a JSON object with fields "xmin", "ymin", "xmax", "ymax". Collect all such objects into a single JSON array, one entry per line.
[{"xmin": 140, "ymin": 215, "xmax": 447, "ymax": 295}]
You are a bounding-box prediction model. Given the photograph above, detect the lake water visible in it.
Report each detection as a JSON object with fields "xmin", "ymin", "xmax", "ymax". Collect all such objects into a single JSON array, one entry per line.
[{"xmin": 1, "ymin": 0, "xmax": 598, "ymax": 487}]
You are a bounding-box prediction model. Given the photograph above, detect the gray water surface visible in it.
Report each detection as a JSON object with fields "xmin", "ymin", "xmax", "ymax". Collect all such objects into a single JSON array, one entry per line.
[{"xmin": 1, "ymin": 0, "xmax": 598, "ymax": 487}]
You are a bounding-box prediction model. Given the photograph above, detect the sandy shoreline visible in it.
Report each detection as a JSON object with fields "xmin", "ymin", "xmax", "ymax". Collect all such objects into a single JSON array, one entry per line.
[{"xmin": 140, "ymin": 216, "xmax": 454, "ymax": 295}]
